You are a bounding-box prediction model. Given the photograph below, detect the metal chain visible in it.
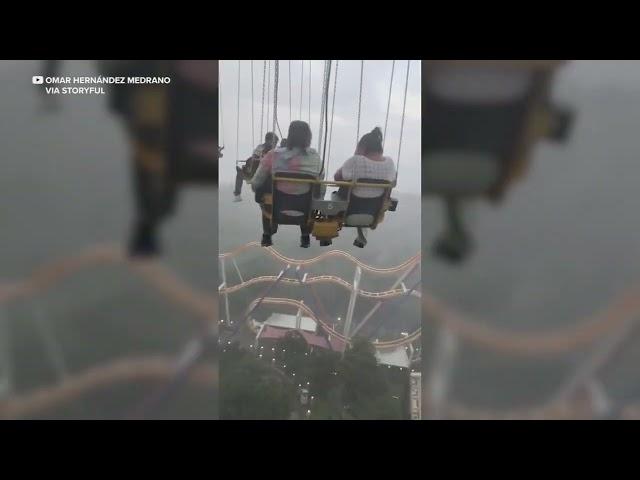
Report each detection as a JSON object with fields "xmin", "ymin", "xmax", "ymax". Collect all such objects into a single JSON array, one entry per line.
[
  {"xmin": 288, "ymin": 60, "xmax": 292, "ymax": 126},
  {"xmin": 273, "ymin": 60, "xmax": 280, "ymax": 138},
  {"xmin": 308, "ymin": 60, "xmax": 311, "ymax": 126},
  {"xmin": 326, "ymin": 60, "xmax": 339, "ymax": 175},
  {"xmin": 260, "ymin": 60, "xmax": 266, "ymax": 143},
  {"xmin": 321, "ymin": 61, "xmax": 332, "ymax": 179},
  {"xmin": 266, "ymin": 61, "xmax": 271, "ymax": 136},
  {"xmin": 356, "ymin": 60, "xmax": 364, "ymax": 143},
  {"xmin": 318, "ymin": 60, "xmax": 328, "ymax": 153},
  {"xmin": 236, "ymin": 60, "xmax": 240, "ymax": 162},
  {"xmin": 383, "ymin": 60, "xmax": 396, "ymax": 150},
  {"xmin": 396, "ymin": 60, "xmax": 411, "ymax": 182},
  {"xmin": 219, "ymin": 63, "xmax": 225, "ymax": 147},
  {"xmin": 251, "ymin": 60, "xmax": 255, "ymax": 147},
  {"xmin": 299, "ymin": 60, "xmax": 304, "ymax": 119}
]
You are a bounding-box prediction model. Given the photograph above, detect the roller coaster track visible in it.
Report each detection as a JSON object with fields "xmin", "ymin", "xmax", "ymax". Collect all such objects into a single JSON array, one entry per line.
[
  {"xmin": 0, "ymin": 355, "xmax": 217, "ymax": 420},
  {"xmin": 0, "ymin": 244, "xmax": 216, "ymax": 321},
  {"xmin": 220, "ymin": 242, "xmax": 640, "ymax": 357},
  {"xmin": 9, "ymin": 246, "xmax": 638, "ymax": 418},
  {"xmin": 0, "ymin": 244, "xmax": 218, "ymax": 419},
  {"xmin": 244, "ymin": 297, "xmax": 421, "ymax": 349},
  {"xmin": 219, "ymin": 242, "xmax": 421, "ymax": 275},
  {"xmin": 221, "ymin": 274, "xmax": 422, "ymax": 300},
  {"xmin": 422, "ymin": 286, "xmax": 640, "ymax": 355}
]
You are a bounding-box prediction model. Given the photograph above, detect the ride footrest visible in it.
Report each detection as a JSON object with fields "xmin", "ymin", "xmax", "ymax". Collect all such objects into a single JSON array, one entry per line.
[{"xmin": 312, "ymin": 220, "xmax": 341, "ymax": 243}]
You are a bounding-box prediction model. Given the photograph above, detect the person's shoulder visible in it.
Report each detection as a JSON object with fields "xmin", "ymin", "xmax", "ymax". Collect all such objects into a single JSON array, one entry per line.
[
  {"xmin": 262, "ymin": 149, "xmax": 275, "ymax": 161},
  {"xmin": 306, "ymin": 148, "xmax": 319, "ymax": 156}
]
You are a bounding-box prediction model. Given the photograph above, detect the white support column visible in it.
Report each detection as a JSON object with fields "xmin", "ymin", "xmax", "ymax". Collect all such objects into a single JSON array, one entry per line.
[
  {"xmin": 296, "ymin": 306, "xmax": 302, "ymax": 330},
  {"xmin": 342, "ymin": 266, "xmax": 361, "ymax": 344},
  {"xmin": 350, "ymin": 261, "xmax": 418, "ymax": 338},
  {"xmin": 232, "ymin": 258, "xmax": 244, "ymax": 284},
  {"xmin": 426, "ymin": 327, "xmax": 458, "ymax": 420},
  {"xmin": 548, "ymin": 314, "xmax": 639, "ymax": 412},
  {"xmin": 410, "ymin": 372, "xmax": 422, "ymax": 420},
  {"xmin": 219, "ymin": 257, "xmax": 231, "ymax": 325},
  {"xmin": 0, "ymin": 307, "xmax": 13, "ymax": 400},
  {"xmin": 255, "ymin": 322, "xmax": 266, "ymax": 347},
  {"xmin": 31, "ymin": 303, "xmax": 68, "ymax": 380},
  {"xmin": 587, "ymin": 379, "xmax": 612, "ymax": 418}
]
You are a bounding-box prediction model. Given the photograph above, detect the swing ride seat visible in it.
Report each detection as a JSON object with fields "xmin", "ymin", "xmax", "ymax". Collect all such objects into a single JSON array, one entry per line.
[
  {"xmin": 237, "ymin": 156, "xmax": 260, "ymax": 182},
  {"xmin": 269, "ymin": 172, "xmax": 320, "ymax": 227},
  {"xmin": 422, "ymin": 151, "xmax": 501, "ymax": 197},
  {"xmin": 333, "ymin": 178, "xmax": 396, "ymax": 248},
  {"xmin": 314, "ymin": 179, "xmax": 398, "ymax": 246},
  {"xmin": 259, "ymin": 174, "xmax": 400, "ymax": 246},
  {"xmin": 340, "ymin": 178, "xmax": 395, "ymax": 229},
  {"xmin": 422, "ymin": 60, "xmax": 574, "ymax": 200}
]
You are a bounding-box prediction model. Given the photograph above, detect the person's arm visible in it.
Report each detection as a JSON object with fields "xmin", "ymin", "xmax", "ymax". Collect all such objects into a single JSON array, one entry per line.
[
  {"xmin": 250, "ymin": 151, "xmax": 273, "ymax": 191},
  {"xmin": 335, "ymin": 157, "xmax": 355, "ymax": 182}
]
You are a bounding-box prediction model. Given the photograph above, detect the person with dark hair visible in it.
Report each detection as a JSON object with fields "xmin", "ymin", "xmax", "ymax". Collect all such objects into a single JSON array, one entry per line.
[
  {"xmin": 233, "ymin": 132, "xmax": 279, "ymax": 202},
  {"xmin": 251, "ymin": 121, "xmax": 322, "ymax": 248},
  {"xmin": 279, "ymin": 138, "xmax": 287, "ymax": 148},
  {"xmin": 334, "ymin": 127, "xmax": 396, "ymax": 198}
]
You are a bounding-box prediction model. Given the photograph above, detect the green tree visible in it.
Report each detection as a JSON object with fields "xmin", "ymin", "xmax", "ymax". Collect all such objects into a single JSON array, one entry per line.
[
  {"xmin": 339, "ymin": 338, "xmax": 398, "ymax": 420},
  {"xmin": 276, "ymin": 333, "xmax": 309, "ymax": 379},
  {"xmin": 220, "ymin": 346, "xmax": 295, "ymax": 419}
]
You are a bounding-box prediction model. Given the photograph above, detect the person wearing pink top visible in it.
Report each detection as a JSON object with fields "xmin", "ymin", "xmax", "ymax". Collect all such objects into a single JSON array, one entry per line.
[{"xmin": 251, "ymin": 121, "xmax": 322, "ymax": 248}]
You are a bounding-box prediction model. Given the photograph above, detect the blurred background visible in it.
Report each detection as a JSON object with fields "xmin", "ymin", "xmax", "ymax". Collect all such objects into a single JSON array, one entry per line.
[
  {"xmin": 421, "ymin": 60, "xmax": 640, "ymax": 419},
  {"xmin": 0, "ymin": 60, "xmax": 218, "ymax": 419}
]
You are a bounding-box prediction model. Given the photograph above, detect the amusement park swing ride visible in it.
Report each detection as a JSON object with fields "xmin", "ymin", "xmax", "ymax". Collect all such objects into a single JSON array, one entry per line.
[{"xmin": 223, "ymin": 60, "xmax": 412, "ymax": 249}]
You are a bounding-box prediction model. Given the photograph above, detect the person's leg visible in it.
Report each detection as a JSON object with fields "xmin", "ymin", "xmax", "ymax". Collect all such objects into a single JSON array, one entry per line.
[
  {"xmin": 233, "ymin": 168, "xmax": 244, "ymax": 198},
  {"xmin": 128, "ymin": 137, "xmax": 177, "ymax": 257},
  {"xmin": 300, "ymin": 223, "xmax": 311, "ymax": 248},
  {"xmin": 433, "ymin": 196, "xmax": 473, "ymax": 263},
  {"xmin": 130, "ymin": 165, "xmax": 162, "ymax": 256},
  {"xmin": 261, "ymin": 212, "xmax": 274, "ymax": 246}
]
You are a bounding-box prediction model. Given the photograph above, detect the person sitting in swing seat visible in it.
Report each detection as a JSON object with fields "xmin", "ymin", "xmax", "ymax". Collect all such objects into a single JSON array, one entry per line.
[
  {"xmin": 251, "ymin": 121, "xmax": 322, "ymax": 248},
  {"xmin": 332, "ymin": 127, "xmax": 396, "ymax": 247},
  {"xmin": 233, "ymin": 131, "xmax": 279, "ymax": 202},
  {"xmin": 333, "ymin": 127, "xmax": 396, "ymax": 198}
]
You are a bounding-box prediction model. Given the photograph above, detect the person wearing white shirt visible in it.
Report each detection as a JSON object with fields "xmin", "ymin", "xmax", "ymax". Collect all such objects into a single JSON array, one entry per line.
[{"xmin": 333, "ymin": 127, "xmax": 396, "ymax": 198}]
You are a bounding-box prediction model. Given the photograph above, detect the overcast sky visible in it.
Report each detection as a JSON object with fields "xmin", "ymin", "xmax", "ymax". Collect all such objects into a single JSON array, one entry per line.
[{"xmin": 219, "ymin": 60, "xmax": 421, "ymax": 194}]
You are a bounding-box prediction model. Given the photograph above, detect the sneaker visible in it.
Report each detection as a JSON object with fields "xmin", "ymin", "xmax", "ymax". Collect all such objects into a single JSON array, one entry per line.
[
  {"xmin": 233, "ymin": 194, "xmax": 242, "ymax": 202},
  {"xmin": 129, "ymin": 223, "xmax": 161, "ymax": 257},
  {"xmin": 300, "ymin": 235, "xmax": 310, "ymax": 248},
  {"xmin": 261, "ymin": 234, "xmax": 273, "ymax": 247}
]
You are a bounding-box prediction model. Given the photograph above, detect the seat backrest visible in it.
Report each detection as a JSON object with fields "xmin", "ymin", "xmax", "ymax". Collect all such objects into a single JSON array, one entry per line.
[
  {"xmin": 422, "ymin": 62, "xmax": 557, "ymax": 198},
  {"xmin": 272, "ymin": 172, "xmax": 318, "ymax": 225},
  {"xmin": 343, "ymin": 178, "xmax": 392, "ymax": 227}
]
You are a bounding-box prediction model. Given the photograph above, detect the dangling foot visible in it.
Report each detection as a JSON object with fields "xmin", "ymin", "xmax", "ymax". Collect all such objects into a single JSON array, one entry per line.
[
  {"xmin": 233, "ymin": 194, "xmax": 242, "ymax": 202},
  {"xmin": 353, "ymin": 238, "xmax": 366, "ymax": 248},
  {"xmin": 433, "ymin": 229, "xmax": 473, "ymax": 264},
  {"xmin": 261, "ymin": 234, "xmax": 273, "ymax": 247},
  {"xmin": 129, "ymin": 222, "xmax": 161, "ymax": 257},
  {"xmin": 319, "ymin": 240, "xmax": 332, "ymax": 247},
  {"xmin": 300, "ymin": 235, "xmax": 310, "ymax": 248}
]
